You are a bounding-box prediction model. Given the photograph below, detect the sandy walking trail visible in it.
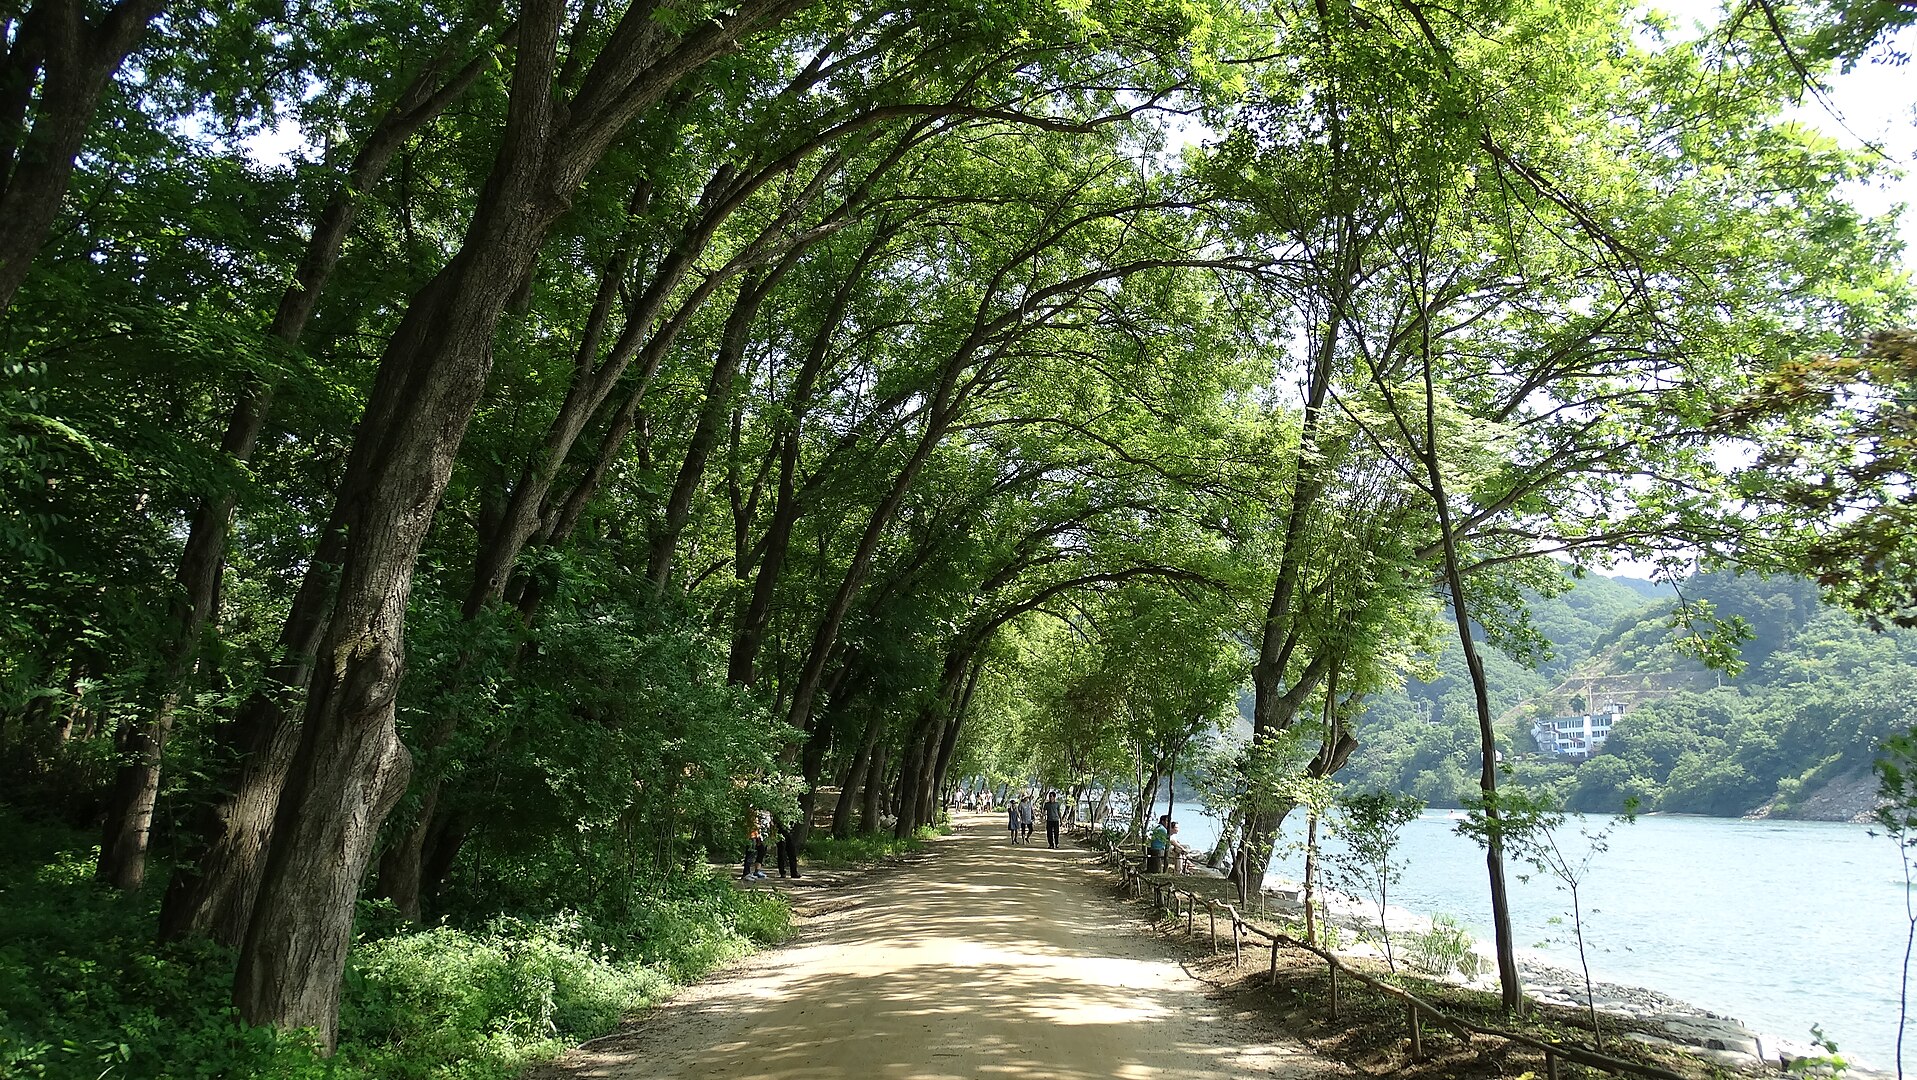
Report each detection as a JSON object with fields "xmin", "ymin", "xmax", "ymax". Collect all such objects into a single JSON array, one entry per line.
[{"xmin": 533, "ymin": 813, "xmax": 1346, "ymax": 1080}]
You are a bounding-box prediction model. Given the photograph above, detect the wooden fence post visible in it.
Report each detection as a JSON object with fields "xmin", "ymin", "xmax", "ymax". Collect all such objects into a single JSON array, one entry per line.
[
  {"xmin": 1408, "ymin": 1002, "xmax": 1423, "ymax": 1060},
  {"xmin": 1269, "ymin": 939, "xmax": 1280, "ymax": 986},
  {"xmin": 1208, "ymin": 903, "xmax": 1217, "ymax": 953},
  {"xmin": 1328, "ymin": 961, "xmax": 1340, "ymax": 1020}
]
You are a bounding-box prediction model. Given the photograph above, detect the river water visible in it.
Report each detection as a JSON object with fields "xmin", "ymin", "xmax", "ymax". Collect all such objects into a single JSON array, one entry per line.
[{"xmin": 1167, "ymin": 808, "xmax": 1910, "ymax": 1068}]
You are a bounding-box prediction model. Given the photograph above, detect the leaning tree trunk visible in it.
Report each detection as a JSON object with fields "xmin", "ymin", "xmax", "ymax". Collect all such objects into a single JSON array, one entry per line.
[
  {"xmin": 928, "ymin": 653, "xmax": 983, "ymax": 814},
  {"xmin": 726, "ymin": 233, "xmax": 884, "ymax": 686},
  {"xmin": 97, "ymin": 39, "xmax": 494, "ymax": 894},
  {"xmin": 231, "ymin": 0, "xmax": 815, "ymax": 1042},
  {"xmin": 645, "ymin": 265, "xmax": 778, "ymax": 591},
  {"xmin": 1207, "ymin": 807, "xmax": 1239, "ymax": 868},
  {"xmin": 833, "ymin": 708, "xmax": 885, "ymax": 838},
  {"xmin": 0, "ymin": 0, "xmax": 164, "ymax": 313},
  {"xmin": 158, "ymin": 524, "xmax": 344, "ymax": 945},
  {"xmin": 859, "ymin": 744, "xmax": 888, "ymax": 835}
]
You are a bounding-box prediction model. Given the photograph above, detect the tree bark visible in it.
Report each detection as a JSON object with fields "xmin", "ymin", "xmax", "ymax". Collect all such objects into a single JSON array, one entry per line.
[
  {"xmin": 0, "ymin": 0, "xmax": 164, "ymax": 313},
  {"xmin": 832, "ymin": 707, "xmax": 885, "ymax": 838},
  {"xmin": 925, "ymin": 667, "xmax": 976, "ymax": 822},
  {"xmin": 159, "ymin": 526, "xmax": 343, "ymax": 945},
  {"xmin": 781, "ymin": 350, "xmax": 970, "ymax": 747},
  {"xmin": 98, "ymin": 35, "xmax": 495, "ymax": 895},
  {"xmin": 726, "ymin": 233, "xmax": 882, "ymax": 685},
  {"xmin": 859, "ymin": 743, "xmax": 887, "ymax": 834},
  {"xmin": 94, "ymin": 690, "xmax": 174, "ymax": 889},
  {"xmin": 1417, "ymin": 323, "xmax": 1524, "ymax": 1011},
  {"xmin": 231, "ymin": 0, "xmax": 815, "ymax": 1043},
  {"xmin": 646, "ymin": 261, "xmax": 785, "ymax": 590},
  {"xmin": 1234, "ymin": 261, "xmax": 1354, "ymax": 903}
]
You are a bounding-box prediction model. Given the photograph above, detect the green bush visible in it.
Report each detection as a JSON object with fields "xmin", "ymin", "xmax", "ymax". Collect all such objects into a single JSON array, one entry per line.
[
  {"xmin": 0, "ymin": 817, "xmax": 330, "ymax": 1079},
  {"xmin": 340, "ymin": 915, "xmax": 669, "ymax": 1079},
  {"xmin": 0, "ymin": 808, "xmax": 793, "ymax": 1080},
  {"xmin": 1404, "ymin": 913, "xmax": 1480, "ymax": 979}
]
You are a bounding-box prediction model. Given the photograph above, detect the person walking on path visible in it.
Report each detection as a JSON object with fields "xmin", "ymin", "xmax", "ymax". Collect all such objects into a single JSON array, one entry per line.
[
  {"xmin": 1019, "ymin": 795, "xmax": 1036, "ymax": 842},
  {"xmin": 1043, "ymin": 791, "xmax": 1062, "ymax": 848},
  {"xmin": 1007, "ymin": 800, "xmax": 1022, "ymax": 844}
]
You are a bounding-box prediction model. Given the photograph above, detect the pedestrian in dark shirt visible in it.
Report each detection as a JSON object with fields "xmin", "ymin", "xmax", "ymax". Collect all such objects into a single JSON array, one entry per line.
[
  {"xmin": 1007, "ymin": 801, "xmax": 1022, "ymax": 843},
  {"xmin": 774, "ymin": 815, "xmax": 802, "ymax": 879},
  {"xmin": 1043, "ymin": 791, "xmax": 1062, "ymax": 848}
]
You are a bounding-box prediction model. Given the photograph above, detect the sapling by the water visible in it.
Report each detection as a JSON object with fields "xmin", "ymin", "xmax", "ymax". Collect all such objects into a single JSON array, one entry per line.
[
  {"xmin": 1463, "ymin": 789, "xmax": 1633, "ymax": 1048},
  {"xmin": 1326, "ymin": 790, "xmax": 1425, "ymax": 971},
  {"xmin": 1872, "ymin": 728, "xmax": 1917, "ymax": 1080}
]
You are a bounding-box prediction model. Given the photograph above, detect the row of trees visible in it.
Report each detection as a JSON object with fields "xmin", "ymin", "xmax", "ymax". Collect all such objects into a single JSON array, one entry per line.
[{"xmin": 2, "ymin": 0, "xmax": 1911, "ymax": 1052}]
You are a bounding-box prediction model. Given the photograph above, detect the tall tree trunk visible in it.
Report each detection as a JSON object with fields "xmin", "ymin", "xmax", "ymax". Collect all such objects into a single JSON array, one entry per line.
[
  {"xmin": 95, "ymin": 693, "xmax": 173, "ymax": 889},
  {"xmin": 0, "ymin": 0, "xmax": 163, "ymax": 313},
  {"xmin": 859, "ymin": 743, "xmax": 887, "ymax": 835},
  {"xmin": 926, "ymin": 653, "xmax": 983, "ymax": 822},
  {"xmin": 1416, "ymin": 316, "xmax": 1523, "ymax": 1011},
  {"xmin": 894, "ymin": 718, "xmax": 937, "ymax": 838},
  {"xmin": 417, "ymin": 810, "xmax": 470, "ymax": 912},
  {"xmin": 646, "ymin": 261, "xmax": 786, "ymax": 590},
  {"xmin": 893, "ymin": 643, "xmax": 975, "ymax": 837},
  {"xmin": 97, "ymin": 37, "xmax": 495, "ymax": 894},
  {"xmin": 832, "ymin": 707, "xmax": 884, "ymax": 838},
  {"xmin": 159, "ymin": 525, "xmax": 344, "ymax": 945},
  {"xmin": 230, "ymin": 0, "xmax": 814, "ymax": 1042},
  {"xmin": 781, "ymin": 352, "xmax": 969, "ymax": 757},
  {"xmin": 726, "ymin": 234, "xmax": 882, "ymax": 685}
]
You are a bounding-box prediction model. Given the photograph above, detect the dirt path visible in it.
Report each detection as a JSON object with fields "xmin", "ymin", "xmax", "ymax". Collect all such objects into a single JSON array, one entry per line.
[{"xmin": 532, "ymin": 813, "xmax": 1347, "ymax": 1080}]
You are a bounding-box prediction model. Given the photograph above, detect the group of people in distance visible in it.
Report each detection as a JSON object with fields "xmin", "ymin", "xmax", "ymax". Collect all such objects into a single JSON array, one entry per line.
[
  {"xmin": 741, "ymin": 807, "xmax": 802, "ymax": 880},
  {"xmin": 1000, "ymin": 790, "xmax": 1065, "ymax": 848}
]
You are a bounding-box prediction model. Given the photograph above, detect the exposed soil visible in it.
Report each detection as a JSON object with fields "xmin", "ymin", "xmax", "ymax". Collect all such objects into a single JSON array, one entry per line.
[{"xmin": 527, "ymin": 813, "xmax": 1350, "ymax": 1080}]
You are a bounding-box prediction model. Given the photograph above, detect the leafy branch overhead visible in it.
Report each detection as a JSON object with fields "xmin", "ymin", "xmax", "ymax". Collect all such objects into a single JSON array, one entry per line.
[{"xmin": 0, "ymin": 0, "xmax": 1910, "ymax": 1068}]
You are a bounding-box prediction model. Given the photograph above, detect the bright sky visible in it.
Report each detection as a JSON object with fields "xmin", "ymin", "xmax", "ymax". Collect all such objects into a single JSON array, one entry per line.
[
  {"xmin": 1790, "ymin": 41, "xmax": 1916, "ymax": 270},
  {"xmin": 1664, "ymin": 2, "xmax": 1917, "ymax": 269}
]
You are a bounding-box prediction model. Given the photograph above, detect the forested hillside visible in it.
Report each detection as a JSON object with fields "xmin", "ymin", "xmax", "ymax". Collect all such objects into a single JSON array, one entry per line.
[
  {"xmin": 1340, "ymin": 571, "xmax": 1917, "ymax": 818},
  {"xmin": 1, "ymin": 0, "xmax": 1912, "ymax": 1072}
]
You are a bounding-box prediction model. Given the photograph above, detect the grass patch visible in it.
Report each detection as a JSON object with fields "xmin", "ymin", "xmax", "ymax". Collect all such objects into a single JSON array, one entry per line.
[
  {"xmin": 0, "ymin": 807, "xmax": 793, "ymax": 1080},
  {"xmin": 803, "ymin": 823, "xmax": 946, "ymax": 868}
]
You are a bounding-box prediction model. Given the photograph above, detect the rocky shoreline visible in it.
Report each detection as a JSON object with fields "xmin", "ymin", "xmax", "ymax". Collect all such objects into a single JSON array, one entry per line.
[{"xmin": 1240, "ymin": 874, "xmax": 1895, "ymax": 1079}]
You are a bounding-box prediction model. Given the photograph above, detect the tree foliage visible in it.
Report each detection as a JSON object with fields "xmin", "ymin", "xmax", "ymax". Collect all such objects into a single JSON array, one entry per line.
[{"xmin": 0, "ymin": 0, "xmax": 1909, "ymax": 1062}]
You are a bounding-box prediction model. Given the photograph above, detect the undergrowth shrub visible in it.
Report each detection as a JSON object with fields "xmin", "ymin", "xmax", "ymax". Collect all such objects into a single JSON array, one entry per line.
[
  {"xmin": 1404, "ymin": 913, "xmax": 1480, "ymax": 979},
  {"xmin": 0, "ymin": 816, "xmax": 327, "ymax": 1079},
  {"xmin": 0, "ymin": 808, "xmax": 793, "ymax": 1080},
  {"xmin": 340, "ymin": 914, "xmax": 670, "ymax": 1079}
]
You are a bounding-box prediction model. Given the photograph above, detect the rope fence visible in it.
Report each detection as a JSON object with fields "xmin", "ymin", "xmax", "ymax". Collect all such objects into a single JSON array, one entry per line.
[{"xmin": 1083, "ymin": 830, "xmax": 1688, "ymax": 1080}]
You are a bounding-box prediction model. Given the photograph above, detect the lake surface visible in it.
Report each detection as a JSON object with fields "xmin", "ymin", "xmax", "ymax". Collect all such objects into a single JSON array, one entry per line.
[{"xmin": 1168, "ymin": 808, "xmax": 1910, "ymax": 1068}]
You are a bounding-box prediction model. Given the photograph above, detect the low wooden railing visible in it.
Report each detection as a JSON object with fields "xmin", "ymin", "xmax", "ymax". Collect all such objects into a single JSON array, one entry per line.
[{"xmin": 1086, "ymin": 833, "xmax": 1688, "ymax": 1080}]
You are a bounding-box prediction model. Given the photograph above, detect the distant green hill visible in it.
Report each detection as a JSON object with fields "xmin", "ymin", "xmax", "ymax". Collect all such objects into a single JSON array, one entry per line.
[{"xmin": 1340, "ymin": 568, "xmax": 1906, "ymax": 820}]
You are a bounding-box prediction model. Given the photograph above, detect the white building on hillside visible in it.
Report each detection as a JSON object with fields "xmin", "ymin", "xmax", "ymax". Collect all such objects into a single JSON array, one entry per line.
[{"xmin": 1531, "ymin": 701, "xmax": 1623, "ymax": 761}]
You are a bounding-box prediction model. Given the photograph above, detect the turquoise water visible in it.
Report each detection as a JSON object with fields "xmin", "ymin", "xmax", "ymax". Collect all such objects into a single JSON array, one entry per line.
[{"xmin": 1171, "ymin": 809, "xmax": 1911, "ymax": 1068}]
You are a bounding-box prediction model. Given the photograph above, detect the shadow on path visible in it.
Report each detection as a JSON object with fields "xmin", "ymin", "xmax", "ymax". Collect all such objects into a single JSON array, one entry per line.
[{"xmin": 531, "ymin": 813, "xmax": 1345, "ymax": 1080}]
